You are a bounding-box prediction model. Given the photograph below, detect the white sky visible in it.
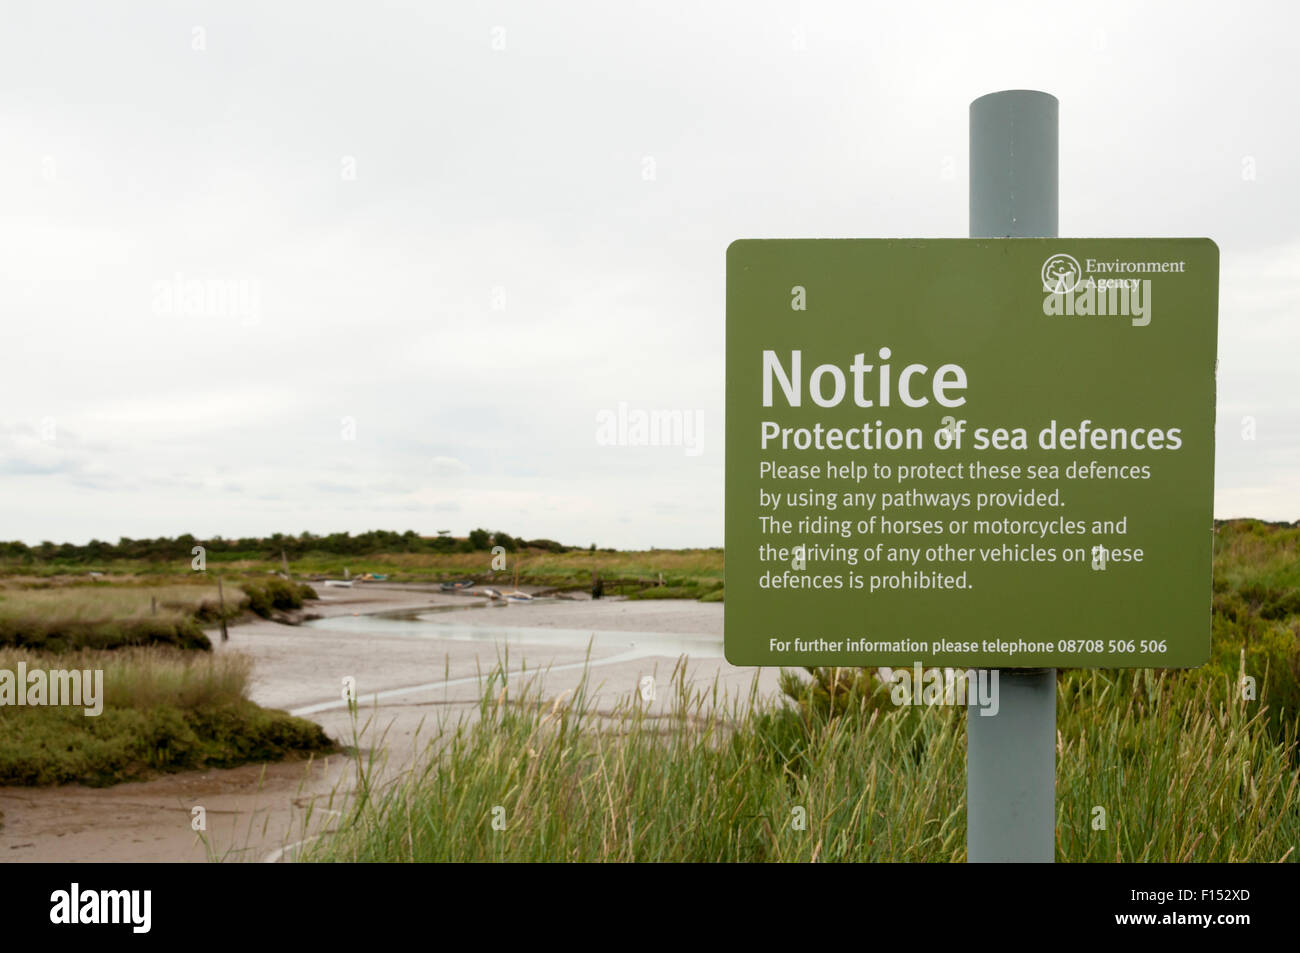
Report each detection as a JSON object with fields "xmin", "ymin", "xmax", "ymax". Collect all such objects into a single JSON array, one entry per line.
[{"xmin": 1, "ymin": 0, "xmax": 1295, "ymax": 548}]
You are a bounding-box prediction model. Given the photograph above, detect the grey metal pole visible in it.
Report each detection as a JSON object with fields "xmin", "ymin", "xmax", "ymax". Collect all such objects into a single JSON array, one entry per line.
[{"xmin": 967, "ymin": 89, "xmax": 1058, "ymax": 863}]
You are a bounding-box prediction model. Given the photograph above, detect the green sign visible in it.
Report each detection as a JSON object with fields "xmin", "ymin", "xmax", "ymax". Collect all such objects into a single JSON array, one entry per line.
[{"xmin": 724, "ymin": 239, "xmax": 1219, "ymax": 668}]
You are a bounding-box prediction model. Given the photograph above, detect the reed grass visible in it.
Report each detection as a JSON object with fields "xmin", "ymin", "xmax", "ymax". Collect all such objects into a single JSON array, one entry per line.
[
  {"xmin": 0, "ymin": 646, "xmax": 334, "ymax": 785},
  {"xmin": 0, "ymin": 583, "xmax": 256, "ymax": 652},
  {"xmin": 302, "ymin": 661, "xmax": 1298, "ymax": 862},
  {"xmin": 0, "ymin": 583, "xmax": 228, "ymax": 621}
]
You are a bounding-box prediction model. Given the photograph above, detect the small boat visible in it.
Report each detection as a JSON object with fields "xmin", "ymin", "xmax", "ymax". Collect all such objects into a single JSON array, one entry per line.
[
  {"xmin": 440, "ymin": 579, "xmax": 475, "ymax": 591},
  {"xmin": 323, "ymin": 579, "xmax": 354, "ymax": 588},
  {"xmin": 503, "ymin": 564, "xmax": 532, "ymax": 602}
]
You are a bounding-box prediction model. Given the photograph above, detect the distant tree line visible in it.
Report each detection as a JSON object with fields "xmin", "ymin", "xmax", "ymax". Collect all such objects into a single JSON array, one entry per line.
[{"xmin": 0, "ymin": 529, "xmax": 586, "ymax": 563}]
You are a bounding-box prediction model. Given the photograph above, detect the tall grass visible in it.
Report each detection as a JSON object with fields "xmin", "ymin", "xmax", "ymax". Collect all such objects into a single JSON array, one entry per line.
[
  {"xmin": 0, "ymin": 580, "xmax": 313, "ymax": 652},
  {"xmin": 301, "ymin": 660, "xmax": 1298, "ymax": 862},
  {"xmin": 0, "ymin": 583, "xmax": 231, "ymax": 621},
  {"xmin": 0, "ymin": 646, "xmax": 333, "ymax": 785},
  {"xmin": 0, "ymin": 646, "xmax": 251, "ymax": 710}
]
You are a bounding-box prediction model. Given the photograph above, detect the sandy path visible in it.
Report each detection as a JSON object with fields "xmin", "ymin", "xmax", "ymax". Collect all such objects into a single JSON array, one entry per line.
[{"xmin": 0, "ymin": 587, "xmax": 779, "ymax": 863}]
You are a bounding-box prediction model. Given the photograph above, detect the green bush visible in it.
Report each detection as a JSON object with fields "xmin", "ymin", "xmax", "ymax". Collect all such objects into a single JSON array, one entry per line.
[
  {"xmin": 244, "ymin": 584, "xmax": 272, "ymax": 618},
  {"xmin": 0, "ymin": 616, "xmax": 211, "ymax": 653},
  {"xmin": 522, "ymin": 538, "xmax": 569, "ymax": 553},
  {"xmin": 241, "ymin": 579, "xmax": 318, "ymax": 618},
  {"xmin": 0, "ymin": 700, "xmax": 333, "ymax": 786},
  {"xmin": 186, "ymin": 599, "xmax": 227, "ymax": 623}
]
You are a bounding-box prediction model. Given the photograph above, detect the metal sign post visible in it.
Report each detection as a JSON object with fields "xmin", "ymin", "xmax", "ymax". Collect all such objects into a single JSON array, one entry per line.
[
  {"xmin": 724, "ymin": 89, "xmax": 1217, "ymax": 864},
  {"xmin": 966, "ymin": 89, "xmax": 1058, "ymax": 863}
]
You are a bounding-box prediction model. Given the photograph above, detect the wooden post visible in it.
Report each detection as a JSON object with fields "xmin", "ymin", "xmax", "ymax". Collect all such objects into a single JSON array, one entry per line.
[
  {"xmin": 151, "ymin": 596, "xmax": 157, "ymax": 616},
  {"xmin": 217, "ymin": 576, "xmax": 229, "ymax": 643},
  {"xmin": 281, "ymin": 549, "xmax": 290, "ymax": 580}
]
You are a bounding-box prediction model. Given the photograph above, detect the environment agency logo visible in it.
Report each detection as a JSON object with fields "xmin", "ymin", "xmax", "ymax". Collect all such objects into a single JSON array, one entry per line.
[
  {"xmin": 1041, "ymin": 252, "xmax": 1081, "ymax": 293},
  {"xmin": 1040, "ymin": 249, "xmax": 1154, "ymax": 327}
]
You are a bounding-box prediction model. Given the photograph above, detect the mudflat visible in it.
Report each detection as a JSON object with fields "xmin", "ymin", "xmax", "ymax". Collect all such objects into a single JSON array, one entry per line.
[{"xmin": 0, "ymin": 587, "xmax": 775, "ymax": 862}]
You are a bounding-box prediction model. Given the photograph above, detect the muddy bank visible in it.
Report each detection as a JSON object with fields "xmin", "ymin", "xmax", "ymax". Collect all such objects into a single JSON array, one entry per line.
[{"xmin": 0, "ymin": 586, "xmax": 774, "ymax": 863}]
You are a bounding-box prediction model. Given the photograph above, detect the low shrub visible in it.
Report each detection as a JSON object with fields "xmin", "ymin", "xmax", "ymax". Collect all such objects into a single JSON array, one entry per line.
[
  {"xmin": 241, "ymin": 579, "xmax": 318, "ymax": 618},
  {"xmin": 0, "ymin": 647, "xmax": 333, "ymax": 786},
  {"xmin": 0, "ymin": 615, "xmax": 211, "ymax": 653}
]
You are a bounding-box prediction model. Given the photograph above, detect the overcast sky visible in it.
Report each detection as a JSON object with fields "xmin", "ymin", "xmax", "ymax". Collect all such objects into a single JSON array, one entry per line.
[{"xmin": 1, "ymin": 0, "xmax": 1295, "ymax": 549}]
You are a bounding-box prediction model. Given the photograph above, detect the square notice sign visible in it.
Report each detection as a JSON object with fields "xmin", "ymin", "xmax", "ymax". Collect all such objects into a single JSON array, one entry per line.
[{"xmin": 724, "ymin": 238, "xmax": 1219, "ymax": 668}]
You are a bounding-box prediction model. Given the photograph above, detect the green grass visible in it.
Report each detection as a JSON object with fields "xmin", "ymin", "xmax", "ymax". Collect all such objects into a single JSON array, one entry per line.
[
  {"xmin": 0, "ymin": 646, "xmax": 334, "ymax": 786},
  {"xmin": 1207, "ymin": 521, "xmax": 1300, "ymax": 741},
  {"xmin": 1, "ymin": 519, "xmax": 1294, "ymax": 853},
  {"xmin": 0, "ymin": 610, "xmax": 213, "ymax": 653},
  {"xmin": 0, "ymin": 546, "xmax": 726, "ymax": 592},
  {"xmin": 301, "ymin": 660, "xmax": 1298, "ymax": 862},
  {"xmin": 625, "ymin": 581, "xmax": 723, "ymax": 601},
  {"xmin": 0, "ymin": 583, "xmax": 220, "ymax": 652},
  {"xmin": 296, "ymin": 519, "xmax": 1298, "ymax": 862},
  {"xmin": 0, "ymin": 578, "xmax": 317, "ymax": 652}
]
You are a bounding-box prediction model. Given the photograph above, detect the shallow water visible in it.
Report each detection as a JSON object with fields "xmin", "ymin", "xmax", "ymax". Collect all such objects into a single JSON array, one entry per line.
[{"xmin": 305, "ymin": 604, "xmax": 724, "ymax": 660}]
